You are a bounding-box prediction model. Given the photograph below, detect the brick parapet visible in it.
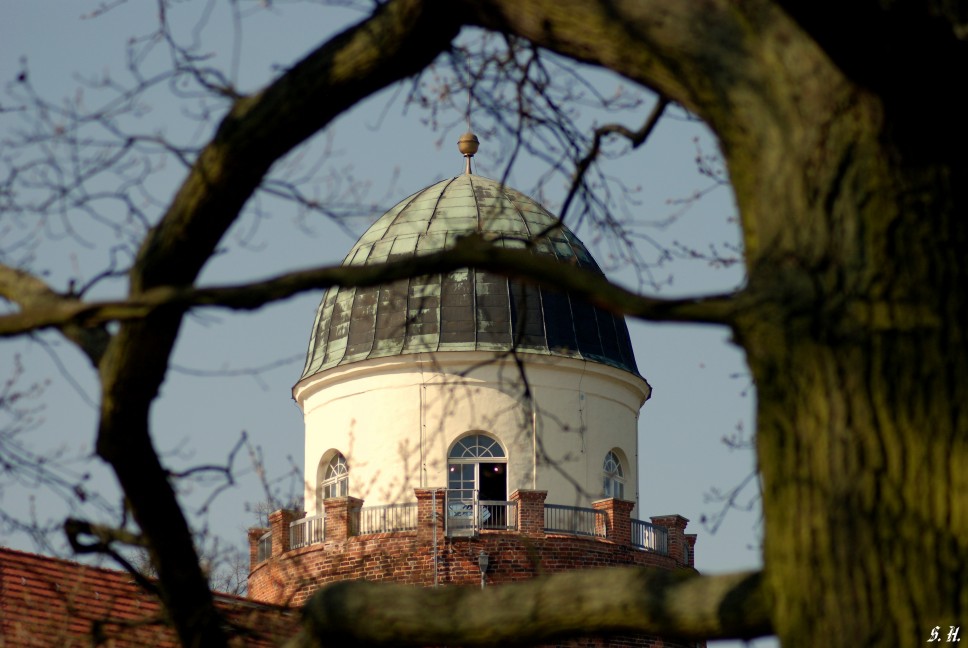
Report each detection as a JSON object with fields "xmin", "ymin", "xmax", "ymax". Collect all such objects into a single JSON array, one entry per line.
[
  {"xmin": 414, "ymin": 488, "xmax": 446, "ymax": 542},
  {"xmin": 247, "ymin": 492, "xmax": 701, "ymax": 648},
  {"xmin": 268, "ymin": 510, "xmax": 300, "ymax": 558},
  {"xmin": 684, "ymin": 534, "xmax": 697, "ymax": 568},
  {"xmin": 248, "ymin": 530, "xmax": 683, "ymax": 607},
  {"xmin": 322, "ymin": 496, "xmax": 363, "ymax": 541},
  {"xmin": 247, "ymin": 527, "xmax": 269, "ymax": 571},
  {"xmin": 650, "ymin": 515, "xmax": 690, "ymax": 565},
  {"xmin": 510, "ymin": 489, "xmax": 547, "ymax": 536},
  {"xmin": 650, "ymin": 514, "xmax": 689, "ymax": 531},
  {"xmin": 593, "ymin": 498, "xmax": 635, "ymax": 546}
]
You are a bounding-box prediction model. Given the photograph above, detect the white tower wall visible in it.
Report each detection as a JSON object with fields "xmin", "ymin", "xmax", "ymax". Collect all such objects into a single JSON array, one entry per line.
[{"xmin": 294, "ymin": 351, "xmax": 649, "ymax": 517}]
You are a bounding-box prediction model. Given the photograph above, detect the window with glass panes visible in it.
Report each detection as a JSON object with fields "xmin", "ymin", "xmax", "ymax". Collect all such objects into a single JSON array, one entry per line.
[
  {"xmin": 321, "ymin": 453, "xmax": 348, "ymax": 499},
  {"xmin": 603, "ymin": 450, "xmax": 625, "ymax": 500}
]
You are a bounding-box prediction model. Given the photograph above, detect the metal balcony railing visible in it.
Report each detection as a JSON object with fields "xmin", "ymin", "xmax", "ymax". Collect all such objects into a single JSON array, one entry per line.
[
  {"xmin": 630, "ymin": 519, "xmax": 669, "ymax": 555},
  {"xmin": 267, "ymin": 501, "xmax": 671, "ymax": 557},
  {"xmin": 355, "ymin": 503, "xmax": 418, "ymax": 535},
  {"xmin": 479, "ymin": 500, "xmax": 518, "ymax": 531},
  {"xmin": 256, "ymin": 531, "xmax": 272, "ymax": 563},
  {"xmin": 543, "ymin": 504, "xmax": 608, "ymax": 538},
  {"xmin": 289, "ymin": 513, "xmax": 325, "ymax": 550},
  {"xmin": 445, "ymin": 490, "xmax": 517, "ymax": 536}
]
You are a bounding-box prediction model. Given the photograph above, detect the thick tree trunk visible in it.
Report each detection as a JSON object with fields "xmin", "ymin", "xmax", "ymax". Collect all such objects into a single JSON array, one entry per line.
[
  {"xmin": 752, "ymin": 325, "xmax": 968, "ymax": 646},
  {"xmin": 734, "ymin": 78, "xmax": 968, "ymax": 648},
  {"xmin": 6, "ymin": 1, "xmax": 964, "ymax": 645},
  {"xmin": 475, "ymin": 2, "xmax": 968, "ymax": 640}
]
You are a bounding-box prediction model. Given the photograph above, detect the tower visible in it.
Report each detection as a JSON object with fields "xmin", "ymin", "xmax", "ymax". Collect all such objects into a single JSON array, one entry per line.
[{"xmin": 248, "ymin": 136, "xmax": 698, "ymax": 647}]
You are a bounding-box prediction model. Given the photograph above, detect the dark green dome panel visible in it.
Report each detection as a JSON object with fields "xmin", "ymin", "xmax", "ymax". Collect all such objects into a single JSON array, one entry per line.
[{"xmin": 300, "ymin": 174, "xmax": 639, "ymax": 379}]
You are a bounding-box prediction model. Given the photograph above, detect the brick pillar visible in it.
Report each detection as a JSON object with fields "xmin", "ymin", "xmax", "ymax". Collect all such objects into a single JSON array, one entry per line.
[
  {"xmin": 268, "ymin": 510, "xmax": 300, "ymax": 557},
  {"xmin": 510, "ymin": 490, "xmax": 547, "ymax": 537},
  {"xmin": 247, "ymin": 527, "xmax": 269, "ymax": 570},
  {"xmin": 684, "ymin": 533, "xmax": 698, "ymax": 568},
  {"xmin": 593, "ymin": 498, "xmax": 635, "ymax": 546},
  {"xmin": 651, "ymin": 514, "xmax": 690, "ymax": 564},
  {"xmin": 414, "ymin": 488, "xmax": 445, "ymax": 543},
  {"xmin": 323, "ymin": 496, "xmax": 364, "ymax": 541}
]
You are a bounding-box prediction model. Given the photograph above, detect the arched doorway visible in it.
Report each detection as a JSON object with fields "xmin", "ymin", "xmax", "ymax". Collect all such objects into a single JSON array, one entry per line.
[
  {"xmin": 446, "ymin": 433, "xmax": 508, "ymax": 535},
  {"xmin": 447, "ymin": 433, "xmax": 507, "ymax": 501}
]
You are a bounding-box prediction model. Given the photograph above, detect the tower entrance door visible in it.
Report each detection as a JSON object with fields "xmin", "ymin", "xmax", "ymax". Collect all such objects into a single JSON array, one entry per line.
[
  {"xmin": 478, "ymin": 462, "xmax": 507, "ymax": 501},
  {"xmin": 447, "ymin": 434, "xmax": 507, "ymax": 497},
  {"xmin": 446, "ymin": 434, "xmax": 508, "ymax": 535}
]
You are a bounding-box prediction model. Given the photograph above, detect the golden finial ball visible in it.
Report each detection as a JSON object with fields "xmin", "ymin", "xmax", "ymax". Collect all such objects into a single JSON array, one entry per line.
[{"xmin": 458, "ymin": 131, "xmax": 480, "ymax": 156}]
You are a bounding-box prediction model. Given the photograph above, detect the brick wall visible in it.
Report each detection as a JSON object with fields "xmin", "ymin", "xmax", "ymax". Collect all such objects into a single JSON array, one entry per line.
[
  {"xmin": 649, "ymin": 515, "xmax": 690, "ymax": 565},
  {"xmin": 249, "ymin": 529, "xmax": 688, "ymax": 607},
  {"xmin": 512, "ymin": 489, "xmax": 547, "ymax": 536},
  {"xmin": 248, "ymin": 527, "xmax": 268, "ymax": 571},
  {"xmin": 684, "ymin": 533, "xmax": 698, "ymax": 569},
  {"xmin": 593, "ymin": 497, "xmax": 635, "ymax": 543},
  {"xmin": 247, "ymin": 491, "xmax": 702, "ymax": 648},
  {"xmin": 268, "ymin": 509, "xmax": 298, "ymax": 558}
]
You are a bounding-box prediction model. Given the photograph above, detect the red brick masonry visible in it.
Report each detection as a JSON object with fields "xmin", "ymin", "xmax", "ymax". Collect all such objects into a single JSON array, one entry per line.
[
  {"xmin": 248, "ymin": 490, "xmax": 702, "ymax": 648},
  {"xmin": 0, "ymin": 546, "xmax": 297, "ymax": 647}
]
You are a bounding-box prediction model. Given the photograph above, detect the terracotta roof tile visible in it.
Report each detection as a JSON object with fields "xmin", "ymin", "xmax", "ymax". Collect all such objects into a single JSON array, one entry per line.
[{"xmin": 0, "ymin": 546, "xmax": 298, "ymax": 647}]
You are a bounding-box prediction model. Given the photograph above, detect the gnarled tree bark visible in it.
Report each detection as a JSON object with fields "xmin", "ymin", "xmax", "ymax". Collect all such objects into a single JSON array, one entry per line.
[
  {"xmin": 4, "ymin": 1, "xmax": 966, "ymax": 646},
  {"xmin": 91, "ymin": 2, "xmax": 462, "ymax": 646},
  {"xmin": 461, "ymin": 1, "xmax": 968, "ymax": 646},
  {"xmin": 291, "ymin": 568, "xmax": 770, "ymax": 647}
]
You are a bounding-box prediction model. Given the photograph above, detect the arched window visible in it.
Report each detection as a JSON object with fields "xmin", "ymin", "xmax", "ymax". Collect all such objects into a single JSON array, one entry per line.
[
  {"xmin": 603, "ymin": 450, "xmax": 625, "ymax": 500},
  {"xmin": 321, "ymin": 453, "xmax": 348, "ymax": 499},
  {"xmin": 447, "ymin": 434, "xmax": 507, "ymax": 501}
]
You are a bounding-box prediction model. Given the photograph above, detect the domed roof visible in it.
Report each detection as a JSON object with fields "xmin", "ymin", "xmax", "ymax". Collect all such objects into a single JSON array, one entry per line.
[{"xmin": 299, "ymin": 173, "xmax": 639, "ymax": 380}]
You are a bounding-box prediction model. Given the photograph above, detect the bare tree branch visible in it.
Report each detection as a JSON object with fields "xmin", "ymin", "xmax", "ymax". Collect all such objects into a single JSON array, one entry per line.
[
  {"xmin": 64, "ymin": 517, "xmax": 158, "ymax": 595},
  {"xmin": 87, "ymin": 2, "xmax": 465, "ymax": 646},
  {"xmin": 459, "ymin": 0, "xmax": 748, "ymax": 124},
  {"xmin": 0, "ymin": 236, "xmax": 742, "ymax": 340},
  {"xmin": 8, "ymin": 1, "xmax": 962, "ymax": 647},
  {"xmin": 290, "ymin": 568, "xmax": 771, "ymax": 647},
  {"xmin": 130, "ymin": 0, "xmax": 463, "ymax": 292},
  {"xmin": 556, "ymin": 97, "xmax": 670, "ymax": 230},
  {"xmin": 0, "ymin": 264, "xmax": 110, "ymax": 364}
]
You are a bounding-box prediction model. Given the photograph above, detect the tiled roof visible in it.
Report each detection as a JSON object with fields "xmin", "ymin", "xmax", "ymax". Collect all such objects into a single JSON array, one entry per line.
[{"xmin": 0, "ymin": 546, "xmax": 298, "ymax": 647}]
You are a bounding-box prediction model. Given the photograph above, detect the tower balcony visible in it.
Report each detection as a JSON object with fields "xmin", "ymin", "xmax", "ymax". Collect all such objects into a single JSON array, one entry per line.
[
  {"xmin": 261, "ymin": 492, "xmax": 675, "ymax": 557},
  {"xmin": 247, "ymin": 489, "xmax": 696, "ymax": 607}
]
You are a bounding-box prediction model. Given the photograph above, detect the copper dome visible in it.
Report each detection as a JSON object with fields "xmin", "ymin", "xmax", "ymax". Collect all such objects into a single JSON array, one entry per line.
[{"xmin": 300, "ymin": 174, "xmax": 639, "ymax": 380}]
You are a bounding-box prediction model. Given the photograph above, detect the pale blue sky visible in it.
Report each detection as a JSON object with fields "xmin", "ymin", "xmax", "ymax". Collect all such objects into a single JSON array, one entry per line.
[{"xmin": 2, "ymin": 3, "xmax": 768, "ymax": 645}]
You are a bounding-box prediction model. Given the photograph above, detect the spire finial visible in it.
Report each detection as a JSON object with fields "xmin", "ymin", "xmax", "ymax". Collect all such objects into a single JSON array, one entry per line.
[{"xmin": 458, "ymin": 131, "xmax": 479, "ymax": 175}]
